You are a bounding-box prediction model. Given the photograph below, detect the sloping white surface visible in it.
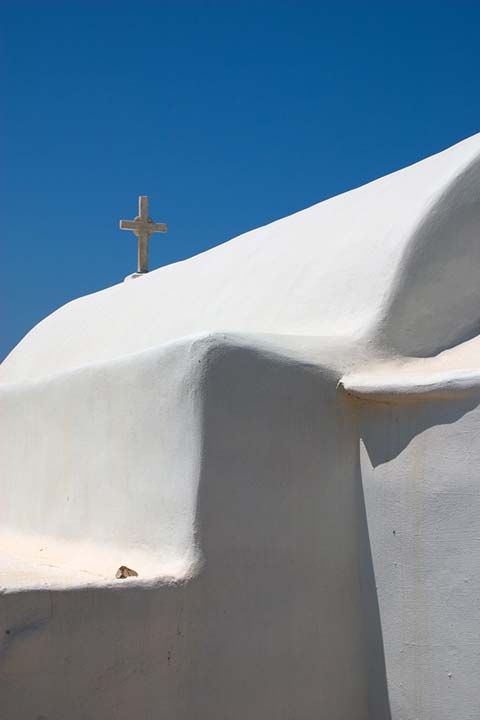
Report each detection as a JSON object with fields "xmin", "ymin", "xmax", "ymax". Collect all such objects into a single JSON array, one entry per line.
[{"xmin": 2, "ymin": 133, "xmax": 480, "ymax": 383}]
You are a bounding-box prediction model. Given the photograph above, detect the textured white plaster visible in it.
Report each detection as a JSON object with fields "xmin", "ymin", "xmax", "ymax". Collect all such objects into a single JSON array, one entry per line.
[{"xmin": 1, "ymin": 135, "xmax": 479, "ymax": 719}]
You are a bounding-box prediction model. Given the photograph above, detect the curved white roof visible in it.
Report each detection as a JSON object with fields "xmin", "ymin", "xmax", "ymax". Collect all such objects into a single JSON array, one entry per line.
[{"xmin": 2, "ymin": 134, "xmax": 480, "ymax": 383}]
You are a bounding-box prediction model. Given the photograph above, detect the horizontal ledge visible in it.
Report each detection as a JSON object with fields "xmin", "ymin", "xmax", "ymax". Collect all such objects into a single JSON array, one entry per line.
[
  {"xmin": 0, "ymin": 528, "xmax": 194, "ymax": 593},
  {"xmin": 339, "ymin": 369, "xmax": 480, "ymax": 403}
]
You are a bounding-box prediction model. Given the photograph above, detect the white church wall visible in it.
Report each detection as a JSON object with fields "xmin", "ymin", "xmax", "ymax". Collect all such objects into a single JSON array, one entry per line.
[
  {"xmin": 359, "ymin": 394, "xmax": 480, "ymax": 720},
  {"xmin": 1, "ymin": 134, "xmax": 480, "ymax": 719},
  {"xmin": 0, "ymin": 337, "xmax": 205, "ymax": 583},
  {"xmin": 1, "ymin": 336, "xmax": 390, "ymax": 719}
]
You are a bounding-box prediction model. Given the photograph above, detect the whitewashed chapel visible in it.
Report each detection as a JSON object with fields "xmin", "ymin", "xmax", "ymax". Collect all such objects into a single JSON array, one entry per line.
[{"xmin": 1, "ymin": 135, "xmax": 480, "ymax": 719}]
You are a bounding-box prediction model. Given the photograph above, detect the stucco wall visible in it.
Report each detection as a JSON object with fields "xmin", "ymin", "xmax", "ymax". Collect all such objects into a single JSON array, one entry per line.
[
  {"xmin": 2, "ymin": 134, "xmax": 479, "ymax": 718},
  {"xmin": 358, "ymin": 395, "xmax": 480, "ymax": 720},
  {"xmin": 1, "ymin": 338, "xmax": 390, "ymax": 719}
]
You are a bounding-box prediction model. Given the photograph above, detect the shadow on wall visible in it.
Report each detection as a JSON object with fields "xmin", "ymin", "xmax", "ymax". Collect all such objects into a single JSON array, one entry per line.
[
  {"xmin": 359, "ymin": 393, "xmax": 480, "ymax": 468},
  {"xmin": 353, "ymin": 387, "xmax": 480, "ymax": 720},
  {"xmin": 0, "ymin": 342, "xmax": 391, "ymax": 720},
  {"xmin": 191, "ymin": 342, "xmax": 391, "ymax": 720}
]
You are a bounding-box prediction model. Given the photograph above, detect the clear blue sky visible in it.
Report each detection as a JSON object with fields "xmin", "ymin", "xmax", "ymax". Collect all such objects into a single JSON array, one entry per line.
[{"xmin": 1, "ymin": 1, "xmax": 479, "ymax": 361}]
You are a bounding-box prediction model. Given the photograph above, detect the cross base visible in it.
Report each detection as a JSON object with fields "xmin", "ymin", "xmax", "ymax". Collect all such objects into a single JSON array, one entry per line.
[{"xmin": 124, "ymin": 271, "xmax": 148, "ymax": 282}]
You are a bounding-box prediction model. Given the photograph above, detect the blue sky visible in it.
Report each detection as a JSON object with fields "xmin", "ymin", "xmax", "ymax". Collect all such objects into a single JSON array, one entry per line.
[{"xmin": 1, "ymin": 1, "xmax": 479, "ymax": 361}]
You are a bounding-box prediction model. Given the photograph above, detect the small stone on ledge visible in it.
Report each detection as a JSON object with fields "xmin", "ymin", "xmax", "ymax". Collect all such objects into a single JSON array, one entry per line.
[{"xmin": 115, "ymin": 565, "xmax": 139, "ymax": 579}]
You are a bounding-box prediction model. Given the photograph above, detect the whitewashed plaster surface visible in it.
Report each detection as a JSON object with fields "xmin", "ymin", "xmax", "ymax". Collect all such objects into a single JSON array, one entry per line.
[{"xmin": 1, "ymin": 135, "xmax": 479, "ymax": 719}]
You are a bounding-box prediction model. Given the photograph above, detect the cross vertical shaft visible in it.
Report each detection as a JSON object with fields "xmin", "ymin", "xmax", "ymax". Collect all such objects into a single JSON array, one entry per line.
[
  {"xmin": 138, "ymin": 232, "xmax": 149, "ymax": 273},
  {"xmin": 139, "ymin": 195, "xmax": 149, "ymax": 220},
  {"xmin": 137, "ymin": 196, "xmax": 150, "ymax": 272}
]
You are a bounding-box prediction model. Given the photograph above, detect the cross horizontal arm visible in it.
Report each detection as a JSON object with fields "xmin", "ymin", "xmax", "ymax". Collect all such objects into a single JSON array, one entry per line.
[
  {"xmin": 120, "ymin": 220, "xmax": 167, "ymax": 232},
  {"xmin": 120, "ymin": 220, "xmax": 139, "ymax": 230}
]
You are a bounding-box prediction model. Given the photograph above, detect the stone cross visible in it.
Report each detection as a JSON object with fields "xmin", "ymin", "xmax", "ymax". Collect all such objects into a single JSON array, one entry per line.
[{"xmin": 120, "ymin": 196, "xmax": 167, "ymax": 274}]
